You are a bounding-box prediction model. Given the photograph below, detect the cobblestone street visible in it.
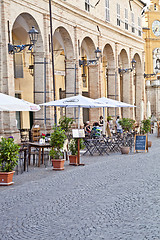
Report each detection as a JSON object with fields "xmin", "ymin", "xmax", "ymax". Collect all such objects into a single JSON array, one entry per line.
[{"xmin": 0, "ymin": 134, "xmax": 160, "ymax": 240}]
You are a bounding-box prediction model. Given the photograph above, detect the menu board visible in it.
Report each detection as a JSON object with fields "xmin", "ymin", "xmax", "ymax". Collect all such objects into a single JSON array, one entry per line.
[
  {"xmin": 72, "ymin": 129, "xmax": 85, "ymax": 138},
  {"xmin": 134, "ymin": 135, "xmax": 147, "ymax": 152}
]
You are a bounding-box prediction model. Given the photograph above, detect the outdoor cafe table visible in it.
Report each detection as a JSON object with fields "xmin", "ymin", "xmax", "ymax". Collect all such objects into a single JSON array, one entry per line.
[
  {"xmin": 83, "ymin": 138, "xmax": 109, "ymax": 156},
  {"xmin": 28, "ymin": 142, "xmax": 51, "ymax": 167},
  {"xmin": 18, "ymin": 142, "xmax": 28, "ymax": 172}
]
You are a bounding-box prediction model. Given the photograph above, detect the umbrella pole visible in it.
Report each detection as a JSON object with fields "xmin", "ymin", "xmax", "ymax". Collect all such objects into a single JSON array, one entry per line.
[
  {"xmin": 78, "ymin": 106, "xmax": 80, "ymax": 129},
  {"xmin": 77, "ymin": 106, "xmax": 85, "ymax": 166},
  {"xmin": 102, "ymin": 107, "xmax": 106, "ymax": 135}
]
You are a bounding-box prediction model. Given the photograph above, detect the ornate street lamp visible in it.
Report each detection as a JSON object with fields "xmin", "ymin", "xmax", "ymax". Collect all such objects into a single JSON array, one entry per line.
[
  {"xmin": 79, "ymin": 47, "xmax": 102, "ymax": 66},
  {"xmin": 118, "ymin": 58, "xmax": 136, "ymax": 74},
  {"xmin": 8, "ymin": 26, "xmax": 39, "ymax": 54}
]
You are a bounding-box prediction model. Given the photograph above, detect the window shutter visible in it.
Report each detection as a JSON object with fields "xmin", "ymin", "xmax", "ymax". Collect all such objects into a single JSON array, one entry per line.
[{"xmin": 14, "ymin": 53, "xmax": 24, "ymax": 78}]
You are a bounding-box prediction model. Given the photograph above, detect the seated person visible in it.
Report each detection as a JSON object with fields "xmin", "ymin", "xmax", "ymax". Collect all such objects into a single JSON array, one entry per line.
[
  {"xmin": 99, "ymin": 116, "xmax": 103, "ymax": 127},
  {"xmin": 91, "ymin": 122, "xmax": 101, "ymax": 138},
  {"xmin": 84, "ymin": 121, "xmax": 91, "ymax": 135}
]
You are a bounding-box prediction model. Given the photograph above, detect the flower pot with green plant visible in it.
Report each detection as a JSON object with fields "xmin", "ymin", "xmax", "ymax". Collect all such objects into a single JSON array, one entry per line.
[
  {"xmin": 68, "ymin": 138, "xmax": 85, "ymax": 165},
  {"xmin": 119, "ymin": 118, "xmax": 135, "ymax": 132},
  {"xmin": 40, "ymin": 133, "xmax": 46, "ymax": 144},
  {"xmin": 118, "ymin": 118, "xmax": 135, "ymax": 154},
  {"xmin": 58, "ymin": 116, "xmax": 74, "ymax": 160},
  {"xmin": 59, "ymin": 116, "xmax": 74, "ymax": 137},
  {"xmin": 0, "ymin": 137, "xmax": 20, "ymax": 185},
  {"xmin": 49, "ymin": 126, "xmax": 67, "ymax": 170},
  {"xmin": 141, "ymin": 118, "xmax": 152, "ymax": 148}
]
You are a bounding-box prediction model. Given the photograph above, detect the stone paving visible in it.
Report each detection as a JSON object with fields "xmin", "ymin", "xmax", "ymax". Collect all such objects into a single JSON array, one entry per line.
[{"xmin": 0, "ymin": 134, "xmax": 160, "ymax": 240}]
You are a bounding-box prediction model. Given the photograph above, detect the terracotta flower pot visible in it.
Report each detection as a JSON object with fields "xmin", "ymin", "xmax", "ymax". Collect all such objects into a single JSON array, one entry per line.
[
  {"xmin": 148, "ymin": 141, "xmax": 152, "ymax": 147},
  {"xmin": 69, "ymin": 155, "xmax": 78, "ymax": 165},
  {"xmin": 0, "ymin": 171, "xmax": 15, "ymax": 186},
  {"xmin": 121, "ymin": 146, "xmax": 130, "ymax": 154},
  {"xmin": 51, "ymin": 159, "xmax": 65, "ymax": 170}
]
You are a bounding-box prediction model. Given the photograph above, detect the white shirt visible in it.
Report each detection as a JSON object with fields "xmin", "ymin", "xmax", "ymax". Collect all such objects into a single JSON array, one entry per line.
[{"xmin": 116, "ymin": 119, "xmax": 122, "ymax": 130}]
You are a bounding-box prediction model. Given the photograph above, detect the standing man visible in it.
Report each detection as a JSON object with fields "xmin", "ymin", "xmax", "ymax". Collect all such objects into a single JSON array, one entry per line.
[{"xmin": 116, "ymin": 116, "xmax": 123, "ymax": 134}]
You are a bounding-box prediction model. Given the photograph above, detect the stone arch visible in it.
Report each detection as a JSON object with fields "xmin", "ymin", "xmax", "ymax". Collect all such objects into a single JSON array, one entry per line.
[
  {"xmin": 81, "ymin": 37, "xmax": 96, "ymax": 60},
  {"xmin": 80, "ymin": 37, "xmax": 97, "ymax": 123},
  {"xmin": 12, "ymin": 13, "xmax": 43, "ymax": 52},
  {"xmin": 80, "ymin": 37, "xmax": 96, "ymax": 96},
  {"xmin": 53, "ymin": 26, "xmax": 75, "ymax": 121},
  {"xmin": 12, "ymin": 13, "xmax": 44, "ymax": 129},
  {"xmin": 119, "ymin": 49, "xmax": 129, "ymax": 117},
  {"xmin": 102, "ymin": 44, "xmax": 115, "ymax": 96},
  {"xmin": 102, "ymin": 44, "xmax": 115, "ymax": 116},
  {"xmin": 54, "ymin": 26, "xmax": 75, "ymax": 60},
  {"xmin": 133, "ymin": 53, "xmax": 143, "ymax": 120}
]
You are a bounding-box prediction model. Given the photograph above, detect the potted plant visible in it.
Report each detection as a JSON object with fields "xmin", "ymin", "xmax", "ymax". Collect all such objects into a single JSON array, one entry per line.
[
  {"xmin": 59, "ymin": 116, "xmax": 73, "ymax": 136},
  {"xmin": 68, "ymin": 138, "xmax": 85, "ymax": 165},
  {"xmin": 39, "ymin": 133, "xmax": 46, "ymax": 144},
  {"xmin": 49, "ymin": 126, "xmax": 67, "ymax": 170},
  {"xmin": 120, "ymin": 137, "xmax": 130, "ymax": 154},
  {"xmin": 141, "ymin": 118, "xmax": 152, "ymax": 147},
  {"xmin": 59, "ymin": 116, "xmax": 74, "ymax": 159},
  {"xmin": 119, "ymin": 118, "xmax": 135, "ymax": 154},
  {"xmin": 119, "ymin": 118, "xmax": 135, "ymax": 132},
  {"xmin": 0, "ymin": 137, "xmax": 20, "ymax": 185}
]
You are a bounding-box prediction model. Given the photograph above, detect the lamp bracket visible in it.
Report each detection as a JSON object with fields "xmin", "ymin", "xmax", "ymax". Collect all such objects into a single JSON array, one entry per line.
[
  {"xmin": 118, "ymin": 68, "xmax": 133, "ymax": 74},
  {"xmin": 144, "ymin": 73, "xmax": 156, "ymax": 78},
  {"xmin": 79, "ymin": 59, "xmax": 98, "ymax": 67},
  {"xmin": 8, "ymin": 43, "xmax": 33, "ymax": 54}
]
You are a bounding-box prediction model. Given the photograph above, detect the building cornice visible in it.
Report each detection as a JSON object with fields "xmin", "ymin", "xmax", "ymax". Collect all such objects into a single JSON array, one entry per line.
[{"xmin": 2, "ymin": 0, "xmax": 144, "ymax": 48}]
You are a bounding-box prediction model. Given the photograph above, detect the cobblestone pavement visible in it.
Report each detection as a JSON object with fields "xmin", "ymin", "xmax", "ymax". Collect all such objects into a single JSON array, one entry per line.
[{"xmin": 0, "ymin": 134, "xmax": 160, "ymax": 240}]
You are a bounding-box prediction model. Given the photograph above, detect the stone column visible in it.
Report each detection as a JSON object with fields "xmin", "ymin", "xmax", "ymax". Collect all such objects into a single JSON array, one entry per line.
[
  {"xmin": 107, "ymin": 68, "xmax": 116, "ymax": 117},
  {"xmin": 33, "ymin": 52, "xmax": 45, "ymax": 128},
  {"xmin": 42, "ymin": 14, "xmax": 54, "ymax": 130},
  {"xmin": 88, "ymin": 64, "xmax": 101, "ymax": 124},
  {"xmin": 65, "ymin": 59, "xmax": 77, "ymax": 121},
  {"xmin": 0, "ymin": 1, "xmax": 4, "ymax": 134},
  {"xmin": 115, "ymin": 43, "xmax": 121, "ymax": 117},
  {"xmin": 122, "ymin": 72, "xmax": 130, "ymax": 118},
  {"xmin": 0, "ymin": 1, "xmax": 19, "ymax": 141},
  {"xmin": 135, "ymin": 73, "xmax": 143, "ymax": 122}
]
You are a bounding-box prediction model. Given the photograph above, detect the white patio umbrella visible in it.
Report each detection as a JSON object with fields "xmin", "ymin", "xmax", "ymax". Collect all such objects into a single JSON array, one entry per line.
[
  {"xmin": 96, "ymin": 97, "xmax": 135, "ymax": 108},
  {"xmin": 40, "ymin": 95, "xmax": 110, "ymax": 128},
  {"xmin": 0, "ymin": 93, "xmax": 40, "ymax": 111},
  {"xmin": 96, "ymin": 97, "xmax": 135, "ymax": 134}
]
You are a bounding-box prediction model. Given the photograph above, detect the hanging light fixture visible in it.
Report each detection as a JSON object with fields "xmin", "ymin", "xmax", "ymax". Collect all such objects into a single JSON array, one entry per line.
[
  {"xmin": 79, "ymin": 47, "xmax": 102, "ymax": 66},
  {"xmin": 8, "ymin": 26, "xmax": 39, "ymax": 54}
]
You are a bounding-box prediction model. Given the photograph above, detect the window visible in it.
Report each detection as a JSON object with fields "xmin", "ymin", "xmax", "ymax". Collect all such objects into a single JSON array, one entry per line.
[
  {"xmin": 131, "ymin": 12, "xmax": 135, "ymax": 33},
  {"xmin": 85, "ymin": 0, "xmax": 90, "ymax": 12},
  {"xmin": 105, "ymin": 0, "xmax": 110, "ymax": 22},
  {"xmin": 125, "ymin": 8, "xmax": 128, "ymax": 30},
  {"xmin": 14, "ymin": 53, "xmax": 23, "ymax": 78},
  {"xmin": 138, "ymin": 17, "xmax": 141, "ymax": 36},
  {"xmin": 117, "ymin": 3, "xmax": 120, "ymax": 26}
]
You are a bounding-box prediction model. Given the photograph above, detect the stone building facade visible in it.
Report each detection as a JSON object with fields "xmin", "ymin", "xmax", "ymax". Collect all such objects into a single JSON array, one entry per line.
[
  {"xmin": 0, "ymin": 0, "xmax": 145, "ymax": 139},
  {"xmin": 143, "ymin": 0, "xmax": 160, "ymax": 120}
]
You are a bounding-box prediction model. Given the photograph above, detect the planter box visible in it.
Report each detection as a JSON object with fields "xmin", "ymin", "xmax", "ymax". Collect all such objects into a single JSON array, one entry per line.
[
  {"xmin": 69, "ymin": 155, "xmax": 78, "ymax": 165},
  {"xmin": 148, "ymin": 141, "xmax": 152, "ymax": 148},
  {"xmin": 121, "ymin": 146, "xmax": 130, "ymax": 154},
  {"xmin": 51, "ymin": 159, "xmax": 65, "ymax": 170},
  {"xmin": 0, "ymin": 171, "xmax": 15, "ymax": 186}
]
